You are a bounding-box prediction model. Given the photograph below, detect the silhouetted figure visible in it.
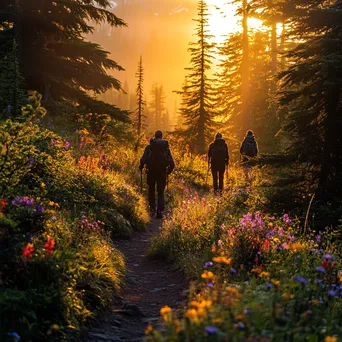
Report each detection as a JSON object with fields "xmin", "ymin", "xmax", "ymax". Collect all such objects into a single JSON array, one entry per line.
[
  {"xmin": 208, "ymin": 133, "xmax": 229, "ymax": 193},
  {"xmin": 240, "ymin": 130, "xmax": 258, "ymax": 162},
  {"xmin": 139, "ymin": 130, "xmax": 175, "ymax": 219}
]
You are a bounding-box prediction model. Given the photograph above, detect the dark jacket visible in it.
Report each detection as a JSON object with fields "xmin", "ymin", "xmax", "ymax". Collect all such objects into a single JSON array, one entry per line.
[
  {"xmin": 208, "ymin": 138, "xmax": 229, "ymax": 170},
  {"xmin": 240, "ymin": 136, "xmax": 258, "ymax": 157},
  {"xmin": 140, "ymin": 139, "xmax": 175, "ymax": 173}
]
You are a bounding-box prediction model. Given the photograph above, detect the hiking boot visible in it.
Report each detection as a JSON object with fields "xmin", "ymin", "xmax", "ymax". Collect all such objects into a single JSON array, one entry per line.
[{"xmin": 156, "ymin": 210, "xmax": 163, "ymax": 219}]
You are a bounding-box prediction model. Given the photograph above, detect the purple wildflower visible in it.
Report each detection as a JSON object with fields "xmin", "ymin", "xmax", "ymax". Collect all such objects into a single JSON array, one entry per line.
[
  {"xmin": 316, "ymin": 235, "xmax": 321, "ymax": 243},
  {"xmin": 322, "ymin": 254, "xmax": 334, "ymax": 261},
  {"xmin": 28, "ymin": 157, "xmax": 34, "ymax": 165},
  {"xmin": 204, "ymin": 261, "xmax": 213, "ymax": 269},
  {"xmin": 264, "ymin": 283, "xmax": 273, "ymax": 290},
  {"xmin": 328, "ymin": 290, "xmax": 337, "ymax": 297},
  {"xmin": 205, "ymin": 326, "xmax": 217, "ymax": 334},
  {"xmin": 282, "ymin": 214, "xmax": 292, "ymax": 223},
  {"xmin": 207, "ymin": 283, "xmax": 213, "ymax": 288},
  {"xmin": 12, "ymin": 196, "xmax": 34, "ymax": 207},
  {"xmin": 295, "ymin": 276, "xmax": 308, "ymax": 285},
  {"xmin": 35, "ymin": 204, "xmax": 44, "ymax": 215},
  {"xmin": 231, "ymin": 268, "xmax": 237, "ymax": 274},
  {"xmin": 7, "ymin": 332, "xmax": 20, "ymax": 340},
  {"xmin": 316, "ymin": 266, "xmax": 326, "ymax": 273}
]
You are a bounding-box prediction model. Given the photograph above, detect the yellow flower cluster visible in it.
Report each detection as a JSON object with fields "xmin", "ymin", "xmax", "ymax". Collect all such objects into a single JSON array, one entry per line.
[
  {"xmin": 338, "ymin": 271, "xmax": 342, "ymax": 283},
  {"xmin": 259, "ymin": 272, "xmax": 270, "ymax": 278},
  {"xmin": 212, "ymin": 256, "xmax": 231, "ymax": 265},
  {"xmin": 325, "ymin": 337, "xmax": 337, "ymax": 342},
  {"xmin": 49, "ymin": 201, "xmax": 60, "ymax": 208},
  {"xmin": 201, "ymin": 270, "xmax": 214, "ymax": 279},
  {"xmin": 186, "ymin": 300, "xmax": 212, "ymax": 322},
  {"xmin": 226, "ymin": 286, "xmax": 239, "ymax": 295},
  {"xmin": 271, "ymin": 279, "xmax": 280, "ymax": 286},
  {"xmin": 287, "ymin": 242, "xmax": 305, "ymax": 251},
  {"xmin": 282, "ymin": 292, "xmax": 294, "ymax": 301},
  {"xmin": 160, "ymin": 305, "xmax": 172, "ymax": 322},
  {"xmin": 144, "ymin": 324, "xmax": 153, "ymax": 335}
]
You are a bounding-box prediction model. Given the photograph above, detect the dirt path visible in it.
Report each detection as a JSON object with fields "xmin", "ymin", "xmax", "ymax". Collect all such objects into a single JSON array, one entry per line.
[{"xmin": 80, "ymin": 217, "xmax": 189, "ymax": 342}]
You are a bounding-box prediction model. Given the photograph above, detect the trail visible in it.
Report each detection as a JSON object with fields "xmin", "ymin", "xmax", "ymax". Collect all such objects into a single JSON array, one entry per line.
[{"xmin": 80, "ymin": 217, "xmax": 188, "ymax": 342}]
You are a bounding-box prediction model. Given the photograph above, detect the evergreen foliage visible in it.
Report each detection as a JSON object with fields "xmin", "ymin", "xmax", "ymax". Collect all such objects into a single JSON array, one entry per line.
[
  {"xmin": 135, "ymin": 56, "xmax": 146, "ymax": 136},
  {"xmin": 177, "ymin": 0, "xmax": 216, "ymax": 154},
  {"xmin": 0, "ymin": 0, "xmax": 128, "ymax": 121}
]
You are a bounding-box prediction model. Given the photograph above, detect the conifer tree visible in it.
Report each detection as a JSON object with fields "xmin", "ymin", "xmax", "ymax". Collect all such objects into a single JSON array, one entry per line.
[
  {"xmin": 135, "ymin": 56, "xmax": 146, "ymax": 136},
  {"xmin": 149, "ymin": 84, "xmax": 166, "ymax": 132},
  {"xmin": 177, "ymin": 0, "xmax": 216, "ymax": 154},
  {"xmin": 0, "ymin": 40, "xmax": 27, "ymax": 118},
  {"xmin": 278, "ymin": 0, "xmax": 342, "ymax": 199},
  {"xmin": 0, "ymin": 0, "xmax": 128, "ymax": 121}
]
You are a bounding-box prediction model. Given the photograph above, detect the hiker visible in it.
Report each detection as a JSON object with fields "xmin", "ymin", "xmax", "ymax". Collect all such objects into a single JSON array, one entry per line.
[
  {"xmin": 208, "ymin": 133, "xmax": 229, "ymax": 193},
  {"xmin": 139, "ymin": 130, "xmax": 175, "ymax": 219},
  {"xmin": 240, "ymin": 130, "xmax": 258, "ymax": 162}
]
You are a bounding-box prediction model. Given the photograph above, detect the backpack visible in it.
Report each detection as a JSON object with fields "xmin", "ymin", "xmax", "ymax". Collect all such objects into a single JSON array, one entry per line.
[
  {"xmin": 211, "ymin": 143, "xmax": 227, "ymax": 167},
  {"xmin": 147, "ymin": 140, "xmax": 170, "ymax": 171},
  {"xmin": 242, "ymin": 139, "xmax": 257, "ymax": 157}
]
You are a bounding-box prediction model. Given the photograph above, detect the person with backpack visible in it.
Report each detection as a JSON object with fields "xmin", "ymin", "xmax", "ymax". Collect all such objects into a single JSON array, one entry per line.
[
  {"xmin": 208, "ymin": 133, "xmax": 229, "ymax": 193},
  {"xmin": 139, "ymin": 130, "xmax": 175, "ymax": 219},
  {"xmin": 240, "ymin": 130, "xmax": 258, "ymax": 162}
]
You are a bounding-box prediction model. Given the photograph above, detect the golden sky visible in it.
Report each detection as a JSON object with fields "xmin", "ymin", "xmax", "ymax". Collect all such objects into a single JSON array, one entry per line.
[{"xmin": 91, "ymin": 0, "xmax": 261, "ymax": 122}]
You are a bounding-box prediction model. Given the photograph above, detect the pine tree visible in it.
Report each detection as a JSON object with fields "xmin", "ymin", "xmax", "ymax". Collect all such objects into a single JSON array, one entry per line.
[
  {"xmin": 278, "ymin": 0, "xmax": 342, "ymax": 200},
  {"xmin": 135, "ymin": 56, "xmax": 146, "ymax": 136},
  {"xmin": 149, "ymin": 84, "xmax": 166, "ymax": 133},
  {"xmin": 0, "ymin": 40, "xmax": 27, "ymax": 118},
  {"xmin": 177, "ymin": 0, "xmax": 216, "ymax": 154},
  {"xmin": 0, "ymin": 0, "xmax": 128, "ymax": 121}
]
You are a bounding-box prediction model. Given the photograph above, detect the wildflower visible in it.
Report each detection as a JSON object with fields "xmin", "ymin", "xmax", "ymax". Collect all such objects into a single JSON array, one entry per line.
[
  {"xmin": 327, "ymin": 290, "xmax": 337, "ymax": 297},
  {"xmin": 259, "ymin": 272, "xmax": 270, "ymax": 278},
  {"xmin": 282, "ymin": 214, "xmax": 292, "ymax": 223},
  {"xmin": 288, "ymin": 242, "xmax": 305, "ymax": 251},
  {"xmin": 325, "ymin": 337, "xmax": 337, "ymax": 342},
  {"xmin": 261, "ymin": 240, "xmax": 271, "ymax": 251},
  {"xmin": 23, "ymin": 243, "xmax": 34, "ymax": 259},
  {"xmin": 231, "ymin": 268, "xmax": 237, "ymax": 274},
  {"xmin": 212, "ymin": 256, "xmax": 231, "ymax": 265},
  {"xmin": 186, "ymin": 309, "xmax": 198, "ymax": 321},
  {"xmin": 197, "ymin": 307, "xmax": 207, "ymax": 318},
  {"xmin": 264, "ymin": 283, "xmax": 273, "ymax": 290},
  {"xmin": 41, "ymin": 182, "xmax": 46, "ymax": 188},
  {"xmin": 212, "ymin": 318, "xmax": 223, "ymax": 324},
  {"xmin": 65, "ymin": 141, "xmax": 71, "ymax": 150},
  {"xmin": 7, "ymin": 332, "xmax": 20, "ymax": 340},
  {"xmin": 12, "ymin": 196, "xmax": 34, "ymax": 207},
  {"xmin": 29, "ymin": 157, "xmax": 34, "ymax": 165},
  {"xmin": 316, "ymin": 266, "xmax": 326, "ymax": 273},
  {"xmin": 205, "ymin": 326, "xmax": 217, "ymax": 334},
  {"xmin": 204, "ymin": 261, "xmax": 213, "ymax": 269},
  {"xmin": 268, "ymin": 222, "xmax": 273, "ymax": 227},
  {"xmin": 295, "ymin": 276, "xmax": 308, "ymax": 285},
  {"xmin": 0, "ymin": 198, "xmax": 7, "ymax": 207},
  {"xmin": 323, "ymin": 254, "xmax": 334, "ymax": 261},
  {"xmin": 338, "ymin": 271, "xmax": 342, "ymax": 283},
  {"xmin": 282, "ymin": 292, "xmax": 293, "ymax": 301},
  {"xmin": 44, "ymin": 236, "xmax": 56, "ymax": 256},
  {"xmin": 35, "ymin": 204, "xmax": 44, "ymax": 215},
  {"xmin": 201, "ymin": 270, "xmax": 214, "ymax": 279},
  {"xmin": 207, "ymin": 283, "xmax": 213, "ymax": 288},
  {"xmin": 144, "ymin": 324, "xmax": 153, "ymax": 335},
  {"xmin": 271, "ymin": 279, "xmax": 280, "ymax": 286},
  {"xmin": 226, "ymin": 286, "xmax": 239, "ymax": 294}
]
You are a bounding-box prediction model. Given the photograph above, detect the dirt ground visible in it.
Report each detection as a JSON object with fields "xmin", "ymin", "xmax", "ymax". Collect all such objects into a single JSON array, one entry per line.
[{"xmin": 79, "ymin": 217, "xmax": 189, "ymax": 342}]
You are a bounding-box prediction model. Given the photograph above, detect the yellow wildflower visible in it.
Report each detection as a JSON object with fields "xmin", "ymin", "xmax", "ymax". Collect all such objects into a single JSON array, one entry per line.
[
  {"xmin": 49, "ymin": 201, "xmax": 55, "ymax": 206},
  {"xmin": 338, "ymin": 271, "xmax": 342, "ymax": 283},
  {"xmin": 51, "ymin": 324, "xmax": 60, "ymax": 330},
  {"xmin": 325, "ymin": 337, "xmax": 337, "ymax": 342},
  {"xmin": 144, "ymin": 324, "xmax": 153, "ymax": 335},
  {"xmin": 282, "ymin": 292, "xmax": 293, "ymax": 301},
  {"xmin": 41, "ymin": 182, "xmax": 46, "ymax": 188},
  {"xmin": 226, "ymin": 286, "xmax": 239, "ymax": 294},
  {"xmin": 235, "ymin": 314, "xmax": 245, "ymax": 320},
  {"xmin": 174, "ymin": 320, "xmax": 183, "ymax": 333},
  {"xmin": 212, "ymin": 256, "xmax": 231, "ymax": 264},
  {"xmin": 199, "ymin": 300, "xmax": 212, "ymax": 308},
  {"xmin": 186, "ymin": 309, "xmax": 198, "ymax": 322},
  {"xmin": 288, "ymin": 243, "xmax": 305, "ymax": 251},
  {"xmin": 259, "ymin": 272, "xmax": 270, "ymax": 278},
  {"xmin": 212, "ymin": 318, "xmax": 223, "ymax": 324},
  {"xmin": 201, "ymin": 270, "xmax": 214, "ymax": 279},
  {"xmin": 311, "ymin": 299, "xmax": 320, "ymax": 305},
  {"xmin": 197, "ymin": 307, "xmax": 207, "ymax": 319},
  {"xmin": 189, "ymin": 301, "xmax": 199, "ymax": 309},
  {"xmin": 160, "ymin": 305, "xmax": 172, "ymax": 316},
  {"xmin": 271, "ymin": 279, "xmax": 280, "ymax": 286},
  {"xmin": 268, "ymin": 222, "xmax": 273, "ymax": 227}
]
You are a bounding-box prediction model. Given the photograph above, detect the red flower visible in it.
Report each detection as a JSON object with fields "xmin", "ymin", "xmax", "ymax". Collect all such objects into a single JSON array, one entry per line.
[
  {"xmin": 261, "ymin": 240, "xmax": 271, "ymax": 252},
  {"xmin": 44, "ymin": 236, "xmax": 55, "ymax": 255},
  {"xmin": 0, "ymin": 198, "xmax": 7, "ymax": 207},
  {"xmin": 23, "ymin": 243, "xmax": 34, "ymax": 259}
]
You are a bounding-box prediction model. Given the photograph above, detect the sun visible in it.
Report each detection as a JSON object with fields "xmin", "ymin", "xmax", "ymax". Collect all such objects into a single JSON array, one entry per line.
[{"xmin": 206, "ymin": 0, "xmax": 263, "ymax": 44}]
